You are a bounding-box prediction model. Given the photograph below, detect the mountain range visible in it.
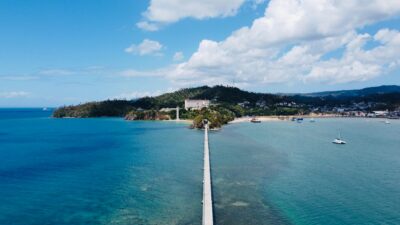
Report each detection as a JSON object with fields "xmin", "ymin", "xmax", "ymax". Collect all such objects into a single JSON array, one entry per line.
[{"xmin": 300, "ymin": 85, "xmax": 400, "ymax": 97}]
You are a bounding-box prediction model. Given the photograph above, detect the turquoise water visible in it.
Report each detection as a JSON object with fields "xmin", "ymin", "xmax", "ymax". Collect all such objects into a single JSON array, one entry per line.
[
  {"xmin": 211, "ymin": 118, "xmax": 400, "ymax": 224},
  {"xmin": 1, "ymin": 109, "xmax": 400, "ymax": 224},
  {"xmin": 0, "ymin": 109, "xmax": 203, "ymax": 225}
]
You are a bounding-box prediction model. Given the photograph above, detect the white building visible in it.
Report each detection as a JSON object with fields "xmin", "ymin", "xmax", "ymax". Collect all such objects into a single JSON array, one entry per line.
[
  {"xmin": 185, "ymin": 99, "xmax": 210, "ymax": 110},
  {"xmin": 373, "ymin": 110, "xmax": 389, "ymax": 117}
]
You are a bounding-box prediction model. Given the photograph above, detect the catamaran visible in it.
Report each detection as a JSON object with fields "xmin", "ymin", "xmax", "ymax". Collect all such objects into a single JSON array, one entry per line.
[{"xmin": 333, "ymin": 132, "xmax": 346, "ymax": 144}]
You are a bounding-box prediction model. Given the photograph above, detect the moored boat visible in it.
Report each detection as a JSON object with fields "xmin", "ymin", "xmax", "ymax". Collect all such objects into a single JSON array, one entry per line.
[
  {"xmin": 332, "ymin": 132, "xmax": 346, "ymax": 144},
  {"xmin": 250, "ymin": 117, "xmax": 261, "ymax": 123}
]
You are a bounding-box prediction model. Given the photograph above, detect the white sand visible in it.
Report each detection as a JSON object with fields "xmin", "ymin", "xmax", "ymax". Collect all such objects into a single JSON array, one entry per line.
[{"xmin": 230, "ymin": 114, "xmax": 341, "ymax": 124}]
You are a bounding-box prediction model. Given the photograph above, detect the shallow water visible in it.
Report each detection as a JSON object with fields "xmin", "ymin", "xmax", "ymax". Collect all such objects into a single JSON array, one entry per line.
[
  {"xmin": 211, "ymin": 118, "xmax": 400, "ymax": 224},
  {"xmin": 1, "ymin": 109, "xmax": 399, "ymax": 224}
]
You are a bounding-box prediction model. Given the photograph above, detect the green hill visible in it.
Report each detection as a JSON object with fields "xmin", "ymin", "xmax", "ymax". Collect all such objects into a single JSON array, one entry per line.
[{"xmin": 53, "ymin": 85, "xmax": 400, "ymax": 121}]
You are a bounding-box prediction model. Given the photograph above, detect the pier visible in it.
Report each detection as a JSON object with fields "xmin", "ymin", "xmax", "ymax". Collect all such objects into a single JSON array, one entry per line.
[{"xmin": 202, "ymin": 123, "xmax": 214, "ymax": 225}]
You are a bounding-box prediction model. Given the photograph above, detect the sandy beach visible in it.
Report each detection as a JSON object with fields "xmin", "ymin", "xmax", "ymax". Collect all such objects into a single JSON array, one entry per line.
[{"xmin": 230, "ymin": 114, "xmax": 342, "ymax": 123}]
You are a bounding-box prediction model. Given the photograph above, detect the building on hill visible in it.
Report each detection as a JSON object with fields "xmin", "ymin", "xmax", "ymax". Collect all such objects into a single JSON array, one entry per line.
[{"xmin": 185, "ymin": 99, "xmax": 210, "ymax": 110}]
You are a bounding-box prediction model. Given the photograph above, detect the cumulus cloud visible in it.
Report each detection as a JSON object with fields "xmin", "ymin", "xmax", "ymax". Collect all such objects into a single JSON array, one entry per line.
[
  {"xmin": 0, "ymin": 91, "xmax": 30, "ymax": 98},
  {"xmin": 125, "ymin": 39, "xmax": 163, "ymax": 56},
  {"xmin": 137, "ymin": 0, "xmax": 248, "ymax": 31},
  {"xmin": 159, "ymin": 0, "xmax": 400, "ymax": 86},
  {"xmin": 305, "ymin": 29, "xmax": 400, "ymax": 83}
]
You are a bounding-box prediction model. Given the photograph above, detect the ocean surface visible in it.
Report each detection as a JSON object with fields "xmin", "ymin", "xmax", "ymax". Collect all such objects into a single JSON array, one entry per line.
[{"xmin": 1, "ymin": 108, "xmax": 400, "ymax": 224}]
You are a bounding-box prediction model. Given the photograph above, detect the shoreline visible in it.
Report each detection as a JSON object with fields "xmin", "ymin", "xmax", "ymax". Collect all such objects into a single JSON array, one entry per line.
[
  {"xmin": 162, "ymin": 119, "xmax": 193, "ymax": 124},
  {"xmin": 229, "ymin": 114, "xmax": 389, "ymax": 124}
]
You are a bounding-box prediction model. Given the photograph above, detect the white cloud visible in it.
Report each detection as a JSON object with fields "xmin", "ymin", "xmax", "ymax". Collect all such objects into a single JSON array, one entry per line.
[
  {"xmin": 120, "ymin": 68, "xmax": 167, "ymax": 77},
  {"xmin": 125, "ymin": 39, "xmax": 163, "ymax": 56},
  {"xmin": 305, "ymin": 30, "xmax": 400, "ymax": 83},
  {"xmin": 0, "ymin": 75, "xmax": 38, "ymax": 81},
  {"xmin": 137, "ymin": 0, "xmax": 247, "ymax": 30},
  {"xmin": 0, "ymin": 67, "xmax": 109, "ymax": 84},
  {"xmin": 173, "ymin": 52, "xmax": 184, "ymax": 61},
  {"xmin": 251, "ymin": 0, "xmax": 267, "ymax": 9},
  {"xmin": 136, "ymin": 21, "xmax": 160, "ymax": 31},
  {"xmin": 38, "ymin": 66, "xmax": 108, "ymax": 77},
  {"xmin": 39, "ymin": 69, "xmax": 75, "ymax": 76},
  {"xmin": 0, "ymin": 91, "xmax": 30, "ymax": 98},
  {"xmin": 159, "ymin": 0, "xmax": 400, "ymax": 86}
]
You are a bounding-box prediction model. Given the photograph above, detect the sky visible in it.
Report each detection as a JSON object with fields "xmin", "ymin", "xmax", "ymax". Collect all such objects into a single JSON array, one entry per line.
[{"xmin": 1, "ymin": 0, "xmax": 400, "ymax": 107}]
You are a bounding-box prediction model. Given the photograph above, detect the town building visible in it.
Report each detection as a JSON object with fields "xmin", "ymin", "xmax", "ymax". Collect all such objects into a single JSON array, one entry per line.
[{"xmin": 373, "ymin": 110, "xmax": 389, "ymax": 117}]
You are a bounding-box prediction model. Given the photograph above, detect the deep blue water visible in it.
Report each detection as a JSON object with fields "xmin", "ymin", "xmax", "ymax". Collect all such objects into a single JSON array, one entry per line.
[
  {"xmin": 0, "ymin": 109, "xmax": 203, "ymax": 225},
  {"xmin": 1, "ymin": 109, "xmax": 400, "ymax": 225}
]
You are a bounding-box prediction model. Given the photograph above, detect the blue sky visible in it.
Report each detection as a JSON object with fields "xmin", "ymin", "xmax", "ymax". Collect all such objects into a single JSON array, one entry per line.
[{"xmin": 1, "ymin": 0, "xmax": 400, "ymax": 107}]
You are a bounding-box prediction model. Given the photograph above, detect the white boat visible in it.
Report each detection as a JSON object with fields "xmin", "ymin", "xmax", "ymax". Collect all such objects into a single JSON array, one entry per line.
[
  {"xmin": 310, "ymin": 118, "xmax": 315, "ymax": 122},
  {"xmin": 385, "ymin": 120, "xmax": 390, "ymax": 124},
  {"xmin": 42, "ymin": 107, "xmax": 48, "ymax": 111},
  {"xmin": 250, "ymin": 117, "xmax": 261, "ymax": 123},
  {"xmin": 332, "ymin": 132, "xmax": 346, "ymax": 144},
  {"xmin": 333, "ymin": 138, "xmax": 346, "ymax": 144}
]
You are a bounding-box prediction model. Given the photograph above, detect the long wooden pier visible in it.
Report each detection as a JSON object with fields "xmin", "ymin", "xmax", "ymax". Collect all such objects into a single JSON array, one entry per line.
[{"xmin": 202, "ymin": 124, "xmax": 214, "ymax": 225}]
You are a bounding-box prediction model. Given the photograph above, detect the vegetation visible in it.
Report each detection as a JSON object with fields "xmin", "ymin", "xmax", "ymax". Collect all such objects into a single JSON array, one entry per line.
[
  {"xmin": 53, "ymin": 100, "xmax": 134, "ymax": 118},
  {"xmin": 53, "ymin": 85, "xmax": 400, "ymax": 129},
  {"xmin": 190, "ymin": 107, "xmax": 235, "ymax": 129},
  {"xmin": 125, "ymin": 110, "xmax": 170, "ymax": 121}
]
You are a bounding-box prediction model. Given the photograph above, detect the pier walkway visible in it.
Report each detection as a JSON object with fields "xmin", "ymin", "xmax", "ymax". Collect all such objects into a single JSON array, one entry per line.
[{"xmin": 202, "ymin": 124, "xmax": 214, "ymax": 225}]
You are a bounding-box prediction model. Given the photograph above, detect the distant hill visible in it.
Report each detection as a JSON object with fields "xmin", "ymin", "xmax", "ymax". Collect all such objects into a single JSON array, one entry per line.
[
  {"xmin": 132, "ymin": 85, "xmax": 286, "ymax": 108},
  {"xmin": 53, "ymin": 85, "xmax": 400, "ymax": 118},
  {"xmin": 302, "ymin": 85, "xmax": 400, "ymax": 97}
]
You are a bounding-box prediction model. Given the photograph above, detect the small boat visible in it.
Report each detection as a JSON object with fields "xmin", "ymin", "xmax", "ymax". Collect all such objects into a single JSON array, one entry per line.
[
  {"xmin": 250, "ymin": 117, "xmax": 261, "ymax": 123},
  {"xmin": 385, "ymin": 120, "xmax": 390, "ymax": 124},
  {"xmin": 310, "ymin": 118, "xmax": 315, "ymax": 122},
  {"xmin": 291, "ymin": 117, "xmax": 296, "ymax": 121},
  {"xmin": 332, "ymin": 132, "xmax": 346, "ymax": 144},
  {"xmin": 42, "ymin": 107, "xmax": 48, "ymax": 111},
  {"xmin": 296, "ymin": 118, "xmax": 303, "ymax": 123}
]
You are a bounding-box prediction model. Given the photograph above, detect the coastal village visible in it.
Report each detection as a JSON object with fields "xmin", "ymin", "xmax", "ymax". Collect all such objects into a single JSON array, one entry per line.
[{"xmin": 176, "ymin": 99, "xmax": 400, "ymax": 119}]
